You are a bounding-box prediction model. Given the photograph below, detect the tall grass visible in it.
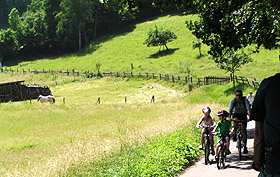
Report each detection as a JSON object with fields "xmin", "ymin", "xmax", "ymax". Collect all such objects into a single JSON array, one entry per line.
[{"xmin": 0, "ymin": 72, "xmax": 226, "ymax": 176}]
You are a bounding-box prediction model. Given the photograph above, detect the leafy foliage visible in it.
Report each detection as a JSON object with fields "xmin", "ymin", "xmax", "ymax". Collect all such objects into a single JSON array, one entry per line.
[
  {"xmin": 67, "ymin": 128, "xmax": 202, "ymax": 176},
  {"xmin": 192, "ymin": 39, "xmax": 202, "ymax": 57},
  {"xmin": 143, "ymin": 25, "xmax": 177, "ymax": 50},
  {"xmin": 214, "ymin": 49, "xmax": 252, "ymax": 87}
]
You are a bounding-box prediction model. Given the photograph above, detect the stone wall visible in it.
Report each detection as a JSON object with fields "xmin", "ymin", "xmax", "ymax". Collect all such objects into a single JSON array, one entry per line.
[{"xmin": 0, "ymin": 81, "xmax": 51, "ymax": 102}]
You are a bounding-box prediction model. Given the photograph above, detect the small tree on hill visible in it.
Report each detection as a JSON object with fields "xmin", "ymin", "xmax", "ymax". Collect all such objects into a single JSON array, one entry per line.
[
  {"xmin": 143, "ymin": 25, "xmax": 177, "ymax": 51},
  {"xmin": 192, "ymin": 39, "xmax": 202, "ymax": 58},
  {"xmin": 215, "ymin": 49, "xmax": 252, "ymax": 88}
]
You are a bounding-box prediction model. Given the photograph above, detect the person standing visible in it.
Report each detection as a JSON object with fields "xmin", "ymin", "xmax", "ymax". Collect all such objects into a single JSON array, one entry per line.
[
  {"xmin": 251, "ymin": 73, "xmax": 280, "ymax": 176},
  {"xmin": 229, "ymin": 89, "xmax": 250, "ymax": 154},
  {"xmin": 247, "ymin": 91, "xmax": 255, "ymax": 106}
]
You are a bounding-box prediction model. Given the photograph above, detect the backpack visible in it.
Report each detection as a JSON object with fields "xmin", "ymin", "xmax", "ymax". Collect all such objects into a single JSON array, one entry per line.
[{"xmin": 232, "ymin": 96, "xmax": 248, "ymax": 114}]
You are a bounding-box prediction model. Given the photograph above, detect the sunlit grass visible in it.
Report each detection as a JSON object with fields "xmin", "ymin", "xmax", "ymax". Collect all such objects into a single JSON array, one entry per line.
[
  {"xmin": 0, "ymin": 74, "xmax": 225, "ymax": 176},
  {"xmin": 5, "ymin": 13, "xmax": 279, "ymax": 82}
]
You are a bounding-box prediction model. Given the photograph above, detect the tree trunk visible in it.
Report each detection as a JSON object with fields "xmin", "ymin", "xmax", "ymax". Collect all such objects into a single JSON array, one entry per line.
[
  {"xmin": 83, "ymin": 29, "xmax": 89, "ymax": 45},
  {"xmin": 93, "ymin": 11, "xmax": 98, "ymax": 38},
  {"xmin": 164, "ymin": 44, "xmax": 169, "ymax": 50},
  {"xmin": 79, "ymin": 29, "xmax": 81, "ymax": 51},
  {"xmin": 232, "ymin": 71, "xmax": 235, "ymax": 88},
  {"xmin": 199, "ymin": 47, "xmax": 202, "ymax": 57}
]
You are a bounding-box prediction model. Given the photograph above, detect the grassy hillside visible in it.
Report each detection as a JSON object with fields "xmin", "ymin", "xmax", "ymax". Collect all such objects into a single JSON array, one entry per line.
[{"xmin": 4, "ymin": 13, "xmax": 279, "ymax": 82}]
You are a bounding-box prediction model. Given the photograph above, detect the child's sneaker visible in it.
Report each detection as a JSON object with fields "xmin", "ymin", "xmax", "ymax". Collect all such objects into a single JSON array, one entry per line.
[{"xmin": 199, "ymin": 144, "xmax": 203, "ymax": 150}]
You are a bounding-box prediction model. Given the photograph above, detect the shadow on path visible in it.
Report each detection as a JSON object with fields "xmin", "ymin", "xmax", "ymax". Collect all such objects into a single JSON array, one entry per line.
[{"xmin": 225, "ymin": 122, "xmax": 255, "ymax": 170}]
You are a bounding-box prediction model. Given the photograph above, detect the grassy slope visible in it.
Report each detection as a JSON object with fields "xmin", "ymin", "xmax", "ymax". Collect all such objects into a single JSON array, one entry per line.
[{"xmin": 5, "ymin": 13, "xmax": 279, "ymax": 82}]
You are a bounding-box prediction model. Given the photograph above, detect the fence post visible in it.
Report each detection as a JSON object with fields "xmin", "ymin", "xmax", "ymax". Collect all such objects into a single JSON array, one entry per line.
[
  {"xmin": 172, "ymin": 75, "xmax": 174, "ymax": 82},
  {"xmin": 185, "ymin": 76, "xmax": 188, "ymax": 84},
  {"xmin": 63, "ymin": 97, "xmax": 65, "ymax": 104},
  {"xmin": 146, "ymin": 72, "xmax": 148, "ymax": 78},
  {"xmin": 150, "ymin": 95, "xmax": 155, "ymax": 103},
  {"xmin": 97, "ymin": 97, "xmax": 101, "ymax": 104},
  {"xmin": 125, "ymin": 97, "xmax": 127, "ymax": 103},
  {"xmin": 159, "ymin": 74, "xmax": 161, "ymax": 80},
  {"xmin": 152, "ymin": 73, "xmax": 154, "ymax": 79},
  {"xmin": 131, "ymin": 72, "xmax": 133, "ymax": 77}
]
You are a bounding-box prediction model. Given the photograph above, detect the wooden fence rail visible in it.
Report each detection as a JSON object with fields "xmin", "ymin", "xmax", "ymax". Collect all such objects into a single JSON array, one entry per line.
[
  {"xmin": 231, "ymin": 74, "xmax": 259, "ymax": 89},
  {"xmin": 1, "ymin": 68, "xmax": 259, "ymax": 89}
]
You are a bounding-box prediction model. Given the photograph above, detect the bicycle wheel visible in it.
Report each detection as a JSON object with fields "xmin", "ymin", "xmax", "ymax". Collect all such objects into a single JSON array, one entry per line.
[
  {"xmin": 204, "ymin": 138, "xmax": 209, "ymax": 165},
  {"xmin": 237, "ymin": 129, "xmax": 242, "ymax": 160},
  {"xmin": 217, "ymin": 146, "xmax": 223, "ymax": 169}
]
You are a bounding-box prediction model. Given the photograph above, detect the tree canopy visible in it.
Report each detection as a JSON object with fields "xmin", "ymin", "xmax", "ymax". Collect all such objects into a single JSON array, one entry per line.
[{"xmin": 143, "ymin": 25, "xmax": 177, "ymax": 50}]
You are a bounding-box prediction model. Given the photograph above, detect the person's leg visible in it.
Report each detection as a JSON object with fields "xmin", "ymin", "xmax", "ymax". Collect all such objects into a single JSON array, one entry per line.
[
  {"xmin": 242, "ymin": 121, "xmax": 248, "ymax": 154},
  {"xmin": 226, "ymin": 136, "xmax": 231, "ymax": 154},
  {"xmin": 199, "ymin": 129, "xmax": 205, "ymax": 149},
  {"xmin": 210, "ymin": 135, "xmax": 215, "ymax": 155}
]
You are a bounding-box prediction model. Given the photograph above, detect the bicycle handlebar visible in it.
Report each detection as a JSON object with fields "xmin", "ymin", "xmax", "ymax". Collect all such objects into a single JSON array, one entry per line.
[
  {"xmin": 230, "ymin": 119, "xmax": 249, "ymax": 122},
  {"xmin": 197, "ymin": 125, "xmax": 216, "ymax": 129}
]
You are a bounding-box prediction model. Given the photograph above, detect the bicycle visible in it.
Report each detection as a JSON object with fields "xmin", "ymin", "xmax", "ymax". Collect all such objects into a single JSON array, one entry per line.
[
  {"xmin": 214, "ymin": 133, "xmax": 228, "ymax": 170},
  {"xmin": 232, "ymin": 119, "xmax": 248, "ymax": 160},
  {"xmin": 198, "ymin": 125, "xmax": 214, "ymax": 165}
]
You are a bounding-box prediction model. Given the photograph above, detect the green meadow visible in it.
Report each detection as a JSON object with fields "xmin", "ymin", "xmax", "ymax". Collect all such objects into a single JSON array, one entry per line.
[
  {"xmin": 0, "ymin": 13, "xmax": 279, "ymax": 176},
  {"xmin": 5, "ymin": 14, "xmax": 279, "ymax": 82}
]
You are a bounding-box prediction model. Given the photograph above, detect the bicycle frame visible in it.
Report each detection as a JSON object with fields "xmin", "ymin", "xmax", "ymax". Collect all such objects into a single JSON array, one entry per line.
[
  {"xmin": 233, "ymin": 119, "xmax": 248, "ymax": 160},
  {"xmin": 199, "ymin": 125, "xmax": 213, "ymax": 165},
  {"xmin": 215, "ymin": 134, "xmax": 227, "ymax": 170}
]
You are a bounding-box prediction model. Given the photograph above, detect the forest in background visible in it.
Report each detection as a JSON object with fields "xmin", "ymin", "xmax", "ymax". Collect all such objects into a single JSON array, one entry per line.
[{"xmin": 0, "ymin": 0, "xmax": 176, "ymax": 62}]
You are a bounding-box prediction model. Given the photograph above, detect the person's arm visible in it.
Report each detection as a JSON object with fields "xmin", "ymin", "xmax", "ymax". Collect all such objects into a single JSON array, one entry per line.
[
  {"xmin": 253, "ymin": 121, "xmax": 264, "ymax": 171},
  {"xmin": 251, "ymin": 79, "xmax": 268, "ymax": 171},
  {"xmin": 229, "ymin": 98, "xmax": 234, "ymax": 119},
  {"xmin": 196, "ymin": 117, "xmax": 203, "ymax": 128},
  {"xmin": 211, "ymin": 117, "xmax": 216, "ymax": 127}
]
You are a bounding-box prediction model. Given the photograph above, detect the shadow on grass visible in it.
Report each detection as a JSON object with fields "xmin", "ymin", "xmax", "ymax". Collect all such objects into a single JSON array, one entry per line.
[
  {"xmin": 149, "ymin": 48, "xmax": 179, "ymax": 59},
  {"xmin": 3, "ymin": 24, "xmax": 136, "ymax": 67},
  {"xmin": 195, "ymin": 54, "xmax": 207, "ymax": 59},
  {"xmin": 224, "ymin": 83, "xmax": 250, "ymax": 96}
]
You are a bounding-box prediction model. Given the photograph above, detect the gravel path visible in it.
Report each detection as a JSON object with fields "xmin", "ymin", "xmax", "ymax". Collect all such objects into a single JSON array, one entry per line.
[{"xmin": 179, "ymin": 120, "xmax": 259, "ymax": 177}]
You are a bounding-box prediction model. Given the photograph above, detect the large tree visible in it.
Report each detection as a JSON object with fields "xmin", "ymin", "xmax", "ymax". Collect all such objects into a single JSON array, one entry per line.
[{"xmin": 56, "ymin": 0, "xmax": 95, "ymax": 50}]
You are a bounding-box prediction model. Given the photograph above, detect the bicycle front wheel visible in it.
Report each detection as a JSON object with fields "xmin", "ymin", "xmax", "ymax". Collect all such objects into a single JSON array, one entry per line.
[
  {"xmin": 204, "ymin": 138, "xmax": 209, "ymax": 165},
  {"xmin": 216, "ymin": 146, "xmax": 223, "ymax": 170}
]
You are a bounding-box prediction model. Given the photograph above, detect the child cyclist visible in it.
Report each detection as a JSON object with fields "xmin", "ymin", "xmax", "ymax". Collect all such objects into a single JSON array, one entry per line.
[
  {"xmin": 213, "ymin": 110, "xmax": 233, "ymax": 157},
  {"xmin": 196, "ymin": 106, "xmax": 216, "ymax": 155}
]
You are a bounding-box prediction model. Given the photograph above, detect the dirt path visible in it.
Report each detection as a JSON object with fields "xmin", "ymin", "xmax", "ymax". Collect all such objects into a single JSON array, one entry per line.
[{"xmin": 179, "ymin": 120, "xmax": 259, "ymax": 177}]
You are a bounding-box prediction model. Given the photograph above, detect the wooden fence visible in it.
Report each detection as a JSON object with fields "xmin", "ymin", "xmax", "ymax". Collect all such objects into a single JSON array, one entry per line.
[
  {"xmin": 1, "ymin": 68, "xmax": 259, "ymax": 89},
  {"xmin": 231, "ymin": 75, "xmax": 259, "ymax": 89}
]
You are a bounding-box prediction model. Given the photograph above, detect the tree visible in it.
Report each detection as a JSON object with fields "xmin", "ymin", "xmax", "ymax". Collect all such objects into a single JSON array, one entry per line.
[
  {"xmin": 56, "ymin": 0, "xmax": 95, "ymax": 50},
  {"xmin": 143, "ymin": 25, "xmax": 177, "ymax": 51},
  {"xmin": 192, "ymin": 39, "xmax": 202, "ymax": 58},
  {"xmin": 215, "ymin": 49, "xmax": 252, "ymax": 87}
]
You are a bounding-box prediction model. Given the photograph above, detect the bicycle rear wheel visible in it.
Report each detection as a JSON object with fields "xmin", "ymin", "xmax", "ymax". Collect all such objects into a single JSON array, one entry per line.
[{"xmin": 204, "ymin": 138, "xmax": 209, "ymax": 165}]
